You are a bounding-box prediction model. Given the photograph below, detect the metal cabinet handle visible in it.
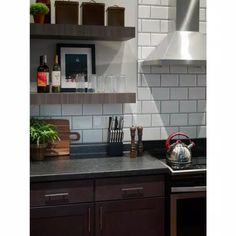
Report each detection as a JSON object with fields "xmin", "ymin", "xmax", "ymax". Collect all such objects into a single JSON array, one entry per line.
[
  {"xmin": 171, "ymin": 186, "xmax": 206, "ymax": 193},
  {"xmin": 88, "ymin": 208, "xmax": 91, "ymax": 233},
  {"xmin": 100, "ymin": 206, "xmax": 103, "ymax": 231},
  {"xmin": 121, "ymin": 187, "xmax": 144, "ymax": 196},
  {"xmin": 44, "ymin": 192, "xmax": 69, "ymax": 203}
]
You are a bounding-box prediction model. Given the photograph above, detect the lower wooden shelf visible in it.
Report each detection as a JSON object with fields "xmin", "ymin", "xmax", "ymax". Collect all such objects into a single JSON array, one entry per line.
[{"xmin": 30, "ymin": 92, "xmax": 136, "ymax": 105}]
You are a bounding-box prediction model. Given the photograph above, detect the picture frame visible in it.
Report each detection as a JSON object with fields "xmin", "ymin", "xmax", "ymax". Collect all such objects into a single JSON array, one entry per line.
[{"xmin": 57, "ymin": 44, "xmax": 96, "ymax": 92}]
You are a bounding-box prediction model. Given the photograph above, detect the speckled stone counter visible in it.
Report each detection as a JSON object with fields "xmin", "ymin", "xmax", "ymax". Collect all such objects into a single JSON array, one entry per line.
[{"xmin": 30, "ymin": 153, "xmax": 168, "ymax": 182}]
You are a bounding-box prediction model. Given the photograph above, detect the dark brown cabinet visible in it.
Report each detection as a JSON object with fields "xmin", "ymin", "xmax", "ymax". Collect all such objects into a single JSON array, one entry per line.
[{"xmin": 30, "ymin": 176, "xmax": 165, "ymax": 236}]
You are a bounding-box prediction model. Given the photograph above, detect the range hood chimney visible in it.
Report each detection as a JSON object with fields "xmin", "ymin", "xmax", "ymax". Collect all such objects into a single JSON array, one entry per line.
[{"xmin": 143, "ymin": 0, "xmax": 206, "ymax": 65}]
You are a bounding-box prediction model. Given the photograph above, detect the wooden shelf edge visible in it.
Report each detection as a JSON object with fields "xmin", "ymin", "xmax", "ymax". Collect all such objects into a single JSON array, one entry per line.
[{"xmin": 30, "ymin": 92, "xmax": 136, "ymax": 105}]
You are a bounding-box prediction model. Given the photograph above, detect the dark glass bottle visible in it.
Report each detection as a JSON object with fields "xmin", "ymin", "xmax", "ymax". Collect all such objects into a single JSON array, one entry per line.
[
  {"xmin": 51, "ymin": 55, "xmax": 61, "ymax": 93},
  {"xmin": 37, "ymin": 55, "xmax": 50, "ymax": 93}
]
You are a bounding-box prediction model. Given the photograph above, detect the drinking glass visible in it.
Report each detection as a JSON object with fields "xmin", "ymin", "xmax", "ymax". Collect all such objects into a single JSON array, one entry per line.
[
  {"xmin": 88, "ymin": 74, "xmax": 97, "ymax": 93},
  {"xmin": 75, "ymin": 74, "xmax": 85, "ymax": 92}
]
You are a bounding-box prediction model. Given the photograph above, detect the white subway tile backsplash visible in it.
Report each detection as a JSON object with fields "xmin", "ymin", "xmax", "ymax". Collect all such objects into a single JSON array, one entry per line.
[
  {"xmin": 170, "ymin": 114, "xmax": 188, "ymax": 126},
  {"xmin": 138, "ymin": 33, "xmax": 151, "ymax": 46},
  {"xmin": 161, "ymin": 101, "xmax": 179, "ymax": 113},
  {"xmin": 150, "ymin": 33, "xmax": 166, "ymax": 46},
  {"xmin": 189, "ymin": 88, "xmax": 206, "ymax": 99},
  {"xmin": 133, "ymin": 114, "xmax": 152, "ymax": 127},
  {"xmin": 141, "ymin": 46, "xmax": 156, "ymax": 59},
  {"xmin": 152, "ymin": 88, "xmax": 170, "ymax": 100},
  {"xmin": 83, "ymin": 130, "xmax": 103, "ymax": 143},
  {"xmin": 123, "ymin": 102, "xmax": 142, "ymax": 114},
  {"xmin": 123, "ymin": 128, "xmax": 131, "ymax": 142},
  {"xmin": 62, "ymin": 105, "xmax": 82, "ymax": 116},
  {"xmin": 93, "ymin": 116, "xmax": 109, "ymax": 129},
  {"xmin": 161, "ymin": 0, "xmax": 170, "ymax": 6},
  {"xmin": 197, "ymin": 75, "xmax": 206, "ymax": 86},
  {"xmin": 179, "ymin": 74, "xmax": 197, "ymax": 87},
  {"xmin": 161, "ymin": 20, "xmax": 175, "ymax": 32},
  {"xmin": 161, "ymin": 74, "xmax": 179, "ymax": 87},
  {"xmin": 142, "ymin": 19, "xmax": 161, "ymax": 32},
  {"xmin": 199, "ymin": 21, "xmax": 206, "ymax": 34},
  {"xmin": 151, "ymin": 6, "xmax": 169, "ymax": 19},
  {"xmin": 197, "ymin": 126, "xmax": 206, "ymax": 138},
  {"xmin": 72, "ymin": 116, "xmax": 92, "ymax": 130},
  {"xmin": 139, "ymin": 5, "xmax": 151, "ymax": 18},
  {"xmin": 83, "ymin": 104, "xmax": 102, "ymax": 115},
  {"xmin": 124, "ymin": 115, "xmax": 133, "ymax": 128},
  {"xmin": 143, "ymin": 127, "xmax": 161, "ymax": 140},
  {"xmin": 179, "ymin": 126, "xmax": 197, "ymax": 139},
  {"xmin": 40, "ymin": 105, "xmax": 61, "ymax": 116},
  {"xmin": 180, "ymin": 101, "xmax": 197, "ymax": 113},
  {"xmin": 139, "ymin": 0, "xmax": 161, "ymax": 5},
  {"xmin": 138, "ymin": 87, "xmax": 152, "ymax": 100},
  {"xmin": 151, "ymin": 65, "xmax": 170, "ymax": 73},
  {"xmin": 103, "ymin": 104, "xmax": 122, "ymax": 115},
  {"xmin": 138, "ymin": 19, "xmax": 142, "ymax": 32},
  {"xmin": 197, "ymin": 100, "xmax": 206, "ymax": 112},
  {"xmin": 138, "ymin": 63, "xmax": 151, "ymax": 73},
  {"xmin": 189, "ymin": 113, "xmax": 206, "ymax": 125},
  {"xmin": 142, "ymin": 101, "xmax": 161, "ymax": 113},
  {"xmin": 138, "ymin": 46, "xmax": 142, "ymax": 59},
  {"xmin": 188, "ymin": 65, "xmax": 206, "ymax": 73},
  {"xmin": 200, "ymin": 0, "xmax": 206, "ymax": 8},
  {"xmin": 170, "ymin": 88, "xmax": 188, "ymax": 99},
  {"xmin": 161, "ymin": 126, "xmax": 179, "ymax": 139},
  {"xmin": 170, "ymin": 65, "xmax": 188, "ymax": 73},
  {"xmin": 200, "ymin": 8, "xmax": 206, "ymax": 21},
  {"xmin": 142, "ymin": 74, "xmax": 161, "ymax": 87},
  {"xmin": 152, "ymin": 114, "xmax": 169, "ymax": 126},
  {"xmin": 30, "ymin": 105, "xmax": 39, "ymax": 117}
]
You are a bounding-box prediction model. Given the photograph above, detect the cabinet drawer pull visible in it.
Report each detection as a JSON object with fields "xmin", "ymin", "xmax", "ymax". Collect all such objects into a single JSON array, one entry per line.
[
  {"xmin": 44, "ymin": 193, "xmax": 69, "ymax": 203},
  {"xmin": 88, "ymin": 208, "xmax": 91, "ymax": 233},
  {"xmin": 100, "ymin": 206, "xmax": 103, "ymax": 231},
  {"xmin": 121, "ymin": 187, "xmax": 144, "ymax": 196}
]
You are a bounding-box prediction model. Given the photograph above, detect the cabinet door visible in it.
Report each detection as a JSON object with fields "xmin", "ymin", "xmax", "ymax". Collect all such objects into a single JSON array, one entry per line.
[
  {"xmin": 30, "ymin": 203, "xmax": 94, "ymax": 236},
  {"xmin": 96, "ymin": 197, "xmax": 165, "ymax": 236}
]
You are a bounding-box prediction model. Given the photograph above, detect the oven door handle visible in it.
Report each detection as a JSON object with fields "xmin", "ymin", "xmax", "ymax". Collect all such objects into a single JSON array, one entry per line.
[{"xmin": 171, "ymin": 186, "xmax": 206, "ymax": 193}]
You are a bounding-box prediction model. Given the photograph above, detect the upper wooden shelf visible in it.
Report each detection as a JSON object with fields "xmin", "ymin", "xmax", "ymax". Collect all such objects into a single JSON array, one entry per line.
[
  {"xmin": 30, "ymin": 92, "xmax": 136, "ymax": 105},
  {"xmin": 30, "ymin": 23, "xmax": 135, "ymax": 41}
]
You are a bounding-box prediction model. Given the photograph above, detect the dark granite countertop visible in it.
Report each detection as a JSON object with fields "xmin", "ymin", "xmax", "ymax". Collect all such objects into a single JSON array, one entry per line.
[{"xmin": 30, "ymin": 153, "xmax": 169, "ymax": 183}]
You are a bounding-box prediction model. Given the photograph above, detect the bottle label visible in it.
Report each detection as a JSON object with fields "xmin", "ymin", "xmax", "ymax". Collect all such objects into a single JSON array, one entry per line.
[
  {"xmin": 52, "ymin": 71, "xmax": 61, "ymax": 86},
  {"xmin": 37, "ymin": 72, "xmax": 47, "ymax": 87},
  {"xmin": 46, "ymin": 72, "xmax": 49, "ymax": 85}
]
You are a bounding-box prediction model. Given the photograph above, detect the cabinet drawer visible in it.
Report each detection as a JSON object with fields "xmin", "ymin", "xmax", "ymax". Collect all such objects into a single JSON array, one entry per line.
[
  {"xmin": 95, "ymin": 175, "xmax": 164, "ymax": 201},
  {"xmin": 31, "ymin": 180, "xmax": 93, "ymax": 207}
]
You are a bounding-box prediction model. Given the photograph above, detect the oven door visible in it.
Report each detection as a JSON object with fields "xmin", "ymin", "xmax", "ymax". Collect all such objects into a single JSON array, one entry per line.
[{"xmin": 170, "ymin": 187, "xmax": 206, "ymax": 236}]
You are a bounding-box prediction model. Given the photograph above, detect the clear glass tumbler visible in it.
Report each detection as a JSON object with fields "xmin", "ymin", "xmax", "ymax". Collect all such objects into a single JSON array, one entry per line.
[
  {"xmin": 75, "ymin": 74, "xmax": 85, "ymax": 92},
  {"xmin": 88, "ymin": 74, "xmax": 97, "ymax": 93}
]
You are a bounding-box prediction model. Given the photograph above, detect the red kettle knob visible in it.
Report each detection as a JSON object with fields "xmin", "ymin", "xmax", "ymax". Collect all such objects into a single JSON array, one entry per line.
[{"xmin": 165, "ymin": 132, "xmax": 193, "ymax": 150}]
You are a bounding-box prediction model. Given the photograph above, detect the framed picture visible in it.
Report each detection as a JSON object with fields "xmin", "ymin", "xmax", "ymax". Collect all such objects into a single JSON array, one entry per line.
[{"xmin": 57, "ymin": 44, "xmax": 96, "ymax": 92}]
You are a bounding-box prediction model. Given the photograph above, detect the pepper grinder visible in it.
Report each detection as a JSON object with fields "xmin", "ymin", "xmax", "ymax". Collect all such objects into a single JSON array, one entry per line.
[
  {"xmin": 130, "ymin": 126, "xmax": 137, "ymax": 158},
  {"xmin": 137, "ymin": 126, "xmax": 143, "ymax": 156}
]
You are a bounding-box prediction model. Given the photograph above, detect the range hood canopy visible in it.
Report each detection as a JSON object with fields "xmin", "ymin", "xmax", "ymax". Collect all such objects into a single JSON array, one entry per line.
[{"xmin": 143, "ymin": 0, "xmax": 206, "ymax": 65}]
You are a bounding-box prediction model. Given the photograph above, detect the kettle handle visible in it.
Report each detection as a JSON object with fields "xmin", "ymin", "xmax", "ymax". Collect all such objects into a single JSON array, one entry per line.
[{"xmin": 165, "ymin": 132, "xmax": 194, "ymax": 150}]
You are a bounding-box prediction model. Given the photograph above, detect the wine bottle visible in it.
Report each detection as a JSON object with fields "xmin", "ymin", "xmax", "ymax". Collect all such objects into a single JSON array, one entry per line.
[
  {"xmin": 37, "ymin": 55, "xmax": 50, "ymax": 93},
  {"xmin": 52, "ymin": 55, "xmax": 61, "ymax": 93}
]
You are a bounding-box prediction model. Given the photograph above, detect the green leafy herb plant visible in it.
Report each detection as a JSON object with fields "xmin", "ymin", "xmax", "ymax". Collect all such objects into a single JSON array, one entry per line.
[{"xmin": 30, "ymin": 2, "xmax": 49, "ymax": 16}]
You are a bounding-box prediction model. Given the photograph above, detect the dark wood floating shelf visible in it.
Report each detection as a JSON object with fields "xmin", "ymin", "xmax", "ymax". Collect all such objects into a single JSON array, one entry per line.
[
  {"xmin": 30, "ymin": 23, "xmax": 135, "ymax": 41},
  {"xmin": 30, "ymin": 92, "xmax": 136, "ymax": 104}
]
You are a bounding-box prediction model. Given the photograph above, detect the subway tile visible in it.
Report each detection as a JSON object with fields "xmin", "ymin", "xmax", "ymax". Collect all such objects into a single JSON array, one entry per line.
[
  {"xmin": 142, "ymin": 127, "xmax": 161, "ymax": 140},
  {"xmin": 189, "ymin": 88, "xmax": 206, "ymax": 99},
  {"xmin": 138, "ymin": 63, "xmax": 151, "ymax": 73},
  {"xmin": 197, "ymin": 126, "xmax": 206, "ymax": 138},
  {"xmin": 139, "ymin": 5, "xmax": 151, "ymax": 18},
  {"xmin": 141, "ymin": 46, "xmax": 156, "ymax": 59},
  {"xmin": 123, "ymin": 115, "xmax": 133, "ymax": 128},
  {"xmin": 161, "ymin": 0, "xmax": 170, "ymax": 6},
  {"xmin": 180, "ymin": 101, "xmax": 197, "ymax": 113},
  {"xmin": 170, "ymin": 65, "xmax": 188, "ymax": 73},
  {"xmin": 72, "ymin": 116, "xmax": 92, "ymax": 130},
  {"xmin": 138, "ymin": 87, "xmax": 152, "ymax": 100},
  {"xmin": 142, "ymin": 101, "xmax": 161, "ymax": 113},
  {"xmin": 152, "ymin": 88, "xmax": 170, "ymax": 100},
  {"xmin": 151, "ymin": 65, "xmax": 170, "ymax": 73},
  {"xmin": 142, "ymin": 19, "xmax": 161, "ymax": 32},
  {"xmin": 138, "ymin": 46, "xmax": 142, "ymax": 59},
  {"xmin": 170, "ymin": 114, "xmax": 188, "ymax": 126},
  {"xmin": 123, "ymin": 102, "xmax": 142, "ymax": 114},
  {"xmin": 189, "ymin": 113, "xmax": 206, "ymax": 125},
  {"xmin": 83, "ymin": 104, "xmax": 102, "ymax": 115},
  {"xmin": 150, "ymin": 33, "xmax": 166, "ymax": 46},
  {"xmin": 170, "ymin": 88, "xmax": 188, "ymax": 99},
  {"xmin": 30, "ymin": 105, "xmax": 40, "ymax": 117},
  {"xmin": 161, "ymin": 127, "xmax": 179, "ymax": 139},
  {"xmin": 161, "ymin": 20, "xmax": 175, "ymax": 32},
  {"xmin": 61, "ymin": 104, "xmax": 82, "ymax": 116},
  {"xmin": 93, "ymin": 116, "xmax": 109, "ymax": 129},
  {"xmin": 142, "ymin": 74, "xmax": 161, "ymax": 87},
  {"xmin": 133, "ymin": 114, "xmax": 152, "ymax": 127},
  {"xmin": 139, "ymin": 0, "xmax": 161, "ymax": 5},
  {"xmin": 200, "ymin": 8, "xmax": 206, "ymax": 21},
  {"xmin": 137, "ymin": 74, "xmax": 142, "ymax": 87},
  {"xmin": 199, "ymin": 22, "xmax": 206, "ymax": 34},
  {"xmin": 188, "ymin": 65, "xmax": 206, "ymax": 73},
  {"xmin": 102, "ymin": 129, "xmax": 109, "ymax": 143},
  {"xmin": 122, "ymin": 128, "xmax": 131, "ymax": 142},
  {"xmin": 179, "ymin": 74, "xmax": 197, "ymax": 87},
  {"xmin": 200, "ymin": 0, "xmax": 206, "ymax": 8},
  {"xmin": 138, "ymin": 19, "xmax": 142, "ymax": 32},
  {"xmin": 103, "ymin": 104, "xmax": 122, "ymax": 115},
  {"xmin": 198, "ymin": 100, "xmax": 206, "ymax": 112},
  {"xmin": 151, "ymin": 6, "xmax": 169, "ymax": 19},
  {"xmin": 138, "ymin": 33, "xmax": 151, "ymax": 46},
  {"xmin": 152, "ymin": 114, "xmax": 169, "ymax": 126},
  {"xmin": 161, "ymin": 101, "xmax": 179, "ymax": 113},
  {"xmin": 40, "ymin": 105, "xmax": 61, "ymax": 116},
  {"xmin": 179, "ymin": 126, "xmax": 197, "ymax": 139},
  {"xmin": 197, "ymin": 75, "xmax": 206, "ymax": 86},
  {"xmin": 83, "ymin": 130, "xmax": 103, "ymax": 143},
  {"xmin": 161, "ymin": 74, "xmax": 179, "ymax": 87}
]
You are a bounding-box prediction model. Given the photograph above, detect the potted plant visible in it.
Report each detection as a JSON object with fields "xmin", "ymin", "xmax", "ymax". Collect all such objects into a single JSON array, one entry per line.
[
  {"xmin": 30, "ymin": 118, "xmax": 60, "ymax": 161},
  {"xmin": 30, "ymin": 2, "xmax": 49, "ymax": 24}
]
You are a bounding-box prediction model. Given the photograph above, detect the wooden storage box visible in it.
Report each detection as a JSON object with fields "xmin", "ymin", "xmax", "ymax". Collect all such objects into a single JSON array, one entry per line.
[
  {"xmin": 81, "ymin": 1, "xmax": 105, "ymax": 26},
  {"xmin": 55, "ymin": 1, "xmax": 79, "ymax": 24},
  {"xmin": 107, "ymin": 6, "xmax": 125, "ymax": 27}
]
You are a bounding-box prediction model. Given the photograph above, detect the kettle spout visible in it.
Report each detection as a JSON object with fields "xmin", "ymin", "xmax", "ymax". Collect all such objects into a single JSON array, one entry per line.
[{"xmin": 188, "ymin": 142, "xmax": 195, "ymax": 150}]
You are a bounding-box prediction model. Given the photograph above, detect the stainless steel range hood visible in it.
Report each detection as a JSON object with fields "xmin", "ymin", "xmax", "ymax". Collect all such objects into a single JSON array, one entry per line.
[{"xmin": 143, "ymin": 0, "xmax": 206, "ymax": 65}]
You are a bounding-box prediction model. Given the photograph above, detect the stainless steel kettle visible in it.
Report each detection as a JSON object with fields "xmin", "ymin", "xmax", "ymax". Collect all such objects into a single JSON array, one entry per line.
[{"xmin": 165, "ymin": 132, "xmax": 195, "ymax": 169}]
